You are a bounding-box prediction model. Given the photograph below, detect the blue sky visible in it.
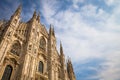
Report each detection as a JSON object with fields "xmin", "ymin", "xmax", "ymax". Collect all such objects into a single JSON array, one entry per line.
[{"xmin": 0, "ymin": 0, "xmax": 120, "ymax": 80}]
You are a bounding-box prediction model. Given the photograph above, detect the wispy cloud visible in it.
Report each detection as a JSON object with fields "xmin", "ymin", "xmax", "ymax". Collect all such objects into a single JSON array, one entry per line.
[{"xmin": 96, "ymin": 51, "xmax": 120, "ymax": 80}]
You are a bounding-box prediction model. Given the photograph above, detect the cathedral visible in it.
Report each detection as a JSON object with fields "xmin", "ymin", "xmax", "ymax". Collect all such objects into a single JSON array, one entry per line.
[{"xmin": 0, "ymin": 5, "xmax": 76, "ymax": 80}]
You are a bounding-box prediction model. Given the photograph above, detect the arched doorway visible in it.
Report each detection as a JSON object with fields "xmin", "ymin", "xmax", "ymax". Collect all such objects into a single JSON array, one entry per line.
[{"xmin": 2, "ymin": 65, "xmax": 13, "ymax": 80}]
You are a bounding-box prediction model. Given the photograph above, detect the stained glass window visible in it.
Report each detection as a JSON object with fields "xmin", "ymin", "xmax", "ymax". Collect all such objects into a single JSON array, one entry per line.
[
  {"xmin": 2, "ymin": 65, "xmax": 13, "ymax": 80},
  {"xmin": 38, "ymin": 61, "xmax": 44, "ymax": 73}
]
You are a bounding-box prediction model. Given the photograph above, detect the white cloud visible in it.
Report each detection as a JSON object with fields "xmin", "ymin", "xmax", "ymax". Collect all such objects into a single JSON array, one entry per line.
[
  {"xmin": 104, "ymin": 0, "xmax": 120, "ymax": 6},
  {"xmin": 72, "ymin": 0, "xmax": 84, "ymax": 9},
  {"xmin": 96, "ymin": 51, "xmax": 120, "ymax": 80},
  {"xmin": 105, "ymin": 0, "xmax": 115, "ymax": 6}
]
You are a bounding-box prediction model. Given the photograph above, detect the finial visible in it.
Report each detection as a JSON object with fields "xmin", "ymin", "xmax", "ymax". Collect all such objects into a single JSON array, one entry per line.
[
  {"xmin": 60, "ymin": 41, "xmax": 63, "ymax": 55},
  {"xmin": 37, "ymin": 11, "xmax": 40, "ymax": 22},
  {"xmin": 32, "ymin": 10, "xmax": 37, "ymax": 19},
  {"xmin": 49, "ymin": 24, "xmax": 52, "ymax": 34},
  {"xmin": 49, "ymin": 24, "xmax": 55, "ymax": 36},
  {"xmin": 60, "ymin": 41, "xmax": 62, "ymax": 47},
  {"xmin": 67, "ymin": 56, "xmax": 71, "ymax": 63},
  {"xmin": 14, "ymin": 4, "xmax": 22, "ymax": 15},
  {"xmin": 17, "ymin": 4, "xmax": 22, "ymax": 10},
  {"xmin": 52, "ymin": 26, "xmax": 55, "ymax": 36}
]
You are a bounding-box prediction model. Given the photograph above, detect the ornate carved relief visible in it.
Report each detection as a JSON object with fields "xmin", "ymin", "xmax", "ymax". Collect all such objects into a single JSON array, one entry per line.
[{"xmin": 39, "ymin": 37, "xmax": 46, "ymax": 51}]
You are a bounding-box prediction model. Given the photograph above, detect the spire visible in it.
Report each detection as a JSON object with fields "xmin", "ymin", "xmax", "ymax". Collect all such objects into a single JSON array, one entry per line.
[
  {"xmin": 67, "ymin": 57, "xmax": 71, "ymax": 63},
  {"xmin": 60, "ymin": 41, "xmax": 64, "ymax": 55},
  {"xmin": 32, "ymin": 10, "xmax": 37, "ymax": 19},
  {"xmin": 67, "ymin": 57, "xmax": 72, "ymax": 70},
  {"xmin": 49, "ymin": 24, "xmax": 55, "ymax": 36},
  {"xmin": 52, "ymin": 26, "xmax": 55, "ymax": 36},
  {"xmin": 49, "ymin": 24, "xmax": 52, "ymax": 35},
  {"xmin": 37, "ymin": 12, "xmax": 40, "ymax": 22},
  {"xmin": 67, "ymin": 57, "xmax": 76, "ymax": 80},
  {"xmin": 15, "ymin": 4, "xmax": 22, "ymax": 16},
  {"xmin": 11, "ymin": 4, "xmax": 22, "ymax": 19}
]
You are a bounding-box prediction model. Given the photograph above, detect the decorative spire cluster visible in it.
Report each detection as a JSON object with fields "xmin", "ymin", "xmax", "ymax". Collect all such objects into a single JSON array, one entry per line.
[{"xmin": 67, "ymin": 57, "xmax": 76, "ymax": 80}]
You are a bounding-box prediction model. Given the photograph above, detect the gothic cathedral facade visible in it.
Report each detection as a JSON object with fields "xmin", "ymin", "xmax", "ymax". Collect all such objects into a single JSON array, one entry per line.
[{"xmin": 0, "ymin": 5, "xmax": 76, "ymax": 80}]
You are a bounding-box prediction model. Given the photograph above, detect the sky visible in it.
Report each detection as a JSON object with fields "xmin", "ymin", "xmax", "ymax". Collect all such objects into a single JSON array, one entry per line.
[{"xmin": 0, "ymin": 0, "xmax": 120, "ymax": 80}]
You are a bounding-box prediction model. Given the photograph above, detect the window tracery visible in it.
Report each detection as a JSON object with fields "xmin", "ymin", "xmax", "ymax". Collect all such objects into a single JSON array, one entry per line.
[
  {"xmin": 10, "ymin": 41, "xmax": 21, "ymax": 56},
  {"xmin": 39, "ymin": 37, "xmax": 46, "ymax": 51}
]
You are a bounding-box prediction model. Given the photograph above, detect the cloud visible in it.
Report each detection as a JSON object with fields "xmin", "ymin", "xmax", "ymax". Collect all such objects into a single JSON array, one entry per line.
[
  {"xmin": 104, "ymin": 0, "xmax": 120, "ymax": 6},
  {"xmin": 74, "ymin": 58, "xmax": 104, "ymax": 80},
  {"xmin": 74, "ymin": 51, "xmax": 120, "ymax": 80},
  {"xmin": 95, "ymin": 51, "xmax": 120, "ymax": 80},
  {"xmin": 105, "ymin": 0, "xmax": 115, "ymax": 6},
  {"xmin": 72, "ymin": 0, "xmax": 84, "ymax": 9}
]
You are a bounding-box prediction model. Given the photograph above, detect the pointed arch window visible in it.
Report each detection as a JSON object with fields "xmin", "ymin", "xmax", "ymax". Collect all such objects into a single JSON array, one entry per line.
[
  {"xmin": 10, "ymin": 41, "xmax": 21, "ymax": 56},
  {"xmin": 2, "ymin": 65, "xmax": 13, "ymax": 80},
  {"xmin": 39, "ymin": 37, "xmax": 46, "ymax": 51},
  {"xmin": 38, "ymin": 61, "xmax": 44, "ymax": 73}
]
